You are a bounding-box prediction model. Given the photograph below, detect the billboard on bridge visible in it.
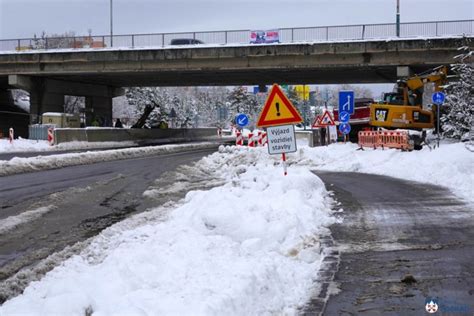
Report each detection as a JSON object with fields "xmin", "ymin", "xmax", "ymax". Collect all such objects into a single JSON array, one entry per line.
[{"xmin": 250, "ymin": 30, "xmax": 279, "ymax": 44}]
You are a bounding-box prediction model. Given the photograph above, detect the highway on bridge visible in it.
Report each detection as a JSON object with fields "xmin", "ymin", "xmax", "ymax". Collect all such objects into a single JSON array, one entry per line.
[{"xmin": 0, "ymin": 146, "xmax": 219, "ymax": 303}]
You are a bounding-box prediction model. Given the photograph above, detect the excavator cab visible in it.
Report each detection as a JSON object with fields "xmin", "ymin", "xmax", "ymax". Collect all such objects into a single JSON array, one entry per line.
[
  {"xmin": 369, "ymin": 66, "xmax": 447, "ymax": 130},
  {"xmin": 383, "ymin": 92, "xmax": 405, "ymax": 105}
]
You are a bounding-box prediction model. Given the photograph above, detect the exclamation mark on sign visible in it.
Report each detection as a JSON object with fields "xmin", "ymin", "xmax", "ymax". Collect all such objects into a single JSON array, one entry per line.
[{"xmin": 275, "ymin": 102, "xmax": 281, "ymax": 116}]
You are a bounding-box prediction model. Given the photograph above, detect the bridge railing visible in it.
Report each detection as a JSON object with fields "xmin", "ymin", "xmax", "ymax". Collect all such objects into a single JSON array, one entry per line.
[{"xmin": 0, "ymin": 20, "xmax": 472, "ymax": 52}]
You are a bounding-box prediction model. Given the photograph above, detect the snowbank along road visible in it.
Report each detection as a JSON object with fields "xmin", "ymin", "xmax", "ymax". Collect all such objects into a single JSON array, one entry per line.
[{"xmin": 0, "ymin": 146, "xmax": 219, "ymax": 303}]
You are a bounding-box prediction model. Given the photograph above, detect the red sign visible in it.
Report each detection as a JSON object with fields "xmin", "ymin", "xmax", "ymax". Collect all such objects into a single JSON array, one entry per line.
[
  {"xmin": 313, "ymin": 111, "xmax": 335, "ymax": 127},
  {"xmin": 311, "ymin": 115, "xmax": 322, "ymax": 128},
  {"xmin": 256, "ymin": 84, "xmax": 303, "ymax": 128}
]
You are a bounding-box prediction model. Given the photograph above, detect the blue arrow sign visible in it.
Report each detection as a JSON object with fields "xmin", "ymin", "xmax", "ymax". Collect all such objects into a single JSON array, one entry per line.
[
  {"xmin": 339, "ymin": 123, "xmax": 351, "ymax": 135},
  {"xmin": 339, "ymin": 111, "xmax": 350, "ymax": 123},
  {"xmin": 235, "ymin": 113, "xmax": 249, "ymax": 127},
  {"xmin": 432, "ymin": 92, "xmax": 445, "ymax": 105},
  {"xmin": 339, "ymin": 91, "xmax": 355, "ymax": 115}
]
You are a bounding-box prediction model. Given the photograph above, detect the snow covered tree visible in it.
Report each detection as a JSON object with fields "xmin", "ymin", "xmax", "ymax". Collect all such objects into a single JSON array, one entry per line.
[
  {"xmin": 64, "ymin": 96, "xmax": 84, "ymax": 114},
  {"xmin": 227, "ymin": 87, "xmax": 259, "ymax": 128},
  {"xmin": 126, "ymin": 87, "xmax": 171, "ymax": 128},
  {"xmin": 441, "ymin": 46, "xmax": 473, "ymax": 140},
  {"xmin": 286, "ymin": 86, "xmax": 312, "ymax": 126}
]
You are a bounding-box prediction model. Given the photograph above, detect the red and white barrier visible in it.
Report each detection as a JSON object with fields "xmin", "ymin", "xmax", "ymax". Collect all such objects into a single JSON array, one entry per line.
[
  {"xmin": 258, "ymin": 131, "xmax": 268, "ymax": 146},
  {"xmin": 8, "ymin": 127, "xmax": 14, "ymax": 144},
  {"xmin": 358, "ymin": 130, "xmax": 413, "ymax": 151},
  {"xmin": 248, "ymin": 133, "xmax": 255, "ymax": 147},
  {"xmin": 236, "ymin": 131, "xmax": 243, "ymax": 146},
  {"xmin": 47, "ymin": 128, "xmax": 54, "ymax": 146}
]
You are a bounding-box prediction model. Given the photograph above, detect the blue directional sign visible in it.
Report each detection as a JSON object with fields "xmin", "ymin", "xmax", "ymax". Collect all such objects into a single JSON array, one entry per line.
[
  {"xmin": 339, "ymin": 91, "xmax": 355, "ymax": 115},
  {"xmin": 339, "ymin": 111, "xmax": 350, "ymax": 123},
  {"xmin": 432, "ymin": 92, "xmax": 445, "ymax": 105},
  {"xmin": 235, "ymin": 113, "xmax": 249, "ymax": 127},
  {"xmin": 339, "ymin": 123, "xmax": 351, "ymax": 135}
]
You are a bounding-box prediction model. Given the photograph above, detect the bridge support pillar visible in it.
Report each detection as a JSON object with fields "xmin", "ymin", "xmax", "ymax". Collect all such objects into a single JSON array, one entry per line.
[
  {"xmin": 0, "ymin": 88, "xmax": 13, "ymax": 105},
  {"xmin": 29, "ymin": 91, "xmax": 64, "ymax": 123},
  {"xmin": 9, "ymin": 75, "xmax": 123, "ymax": 126},
  {"xmin": 85, "ymin": 96, "xmax": 113, "ymax": 127}
]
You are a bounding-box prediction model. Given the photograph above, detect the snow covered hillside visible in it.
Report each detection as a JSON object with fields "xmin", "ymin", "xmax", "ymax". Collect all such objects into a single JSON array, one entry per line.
[{"xmin": 0, "ymin": 146, "xmax": 337, "ymax": 315}]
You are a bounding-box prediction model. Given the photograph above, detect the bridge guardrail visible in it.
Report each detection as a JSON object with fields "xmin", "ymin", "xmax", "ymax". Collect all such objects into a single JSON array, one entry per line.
[{"xmin": 0, "ymin": 20, "xmax": 472, "ymax": 52}]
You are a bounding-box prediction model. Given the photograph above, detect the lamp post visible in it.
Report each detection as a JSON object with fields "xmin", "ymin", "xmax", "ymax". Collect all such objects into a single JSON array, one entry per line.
[
  {"xmin": 396, "ymin": 0, "xmax": 400, "ymax": 37},
  {"xmin": 110, "ymin": 0, "xmax": 113, "ymax": 47}
]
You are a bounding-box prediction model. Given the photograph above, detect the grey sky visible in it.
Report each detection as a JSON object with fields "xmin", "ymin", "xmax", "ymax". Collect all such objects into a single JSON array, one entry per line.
[{"xmin": 0, "ymin": 0, "xmax": 473, "ymax": 39}]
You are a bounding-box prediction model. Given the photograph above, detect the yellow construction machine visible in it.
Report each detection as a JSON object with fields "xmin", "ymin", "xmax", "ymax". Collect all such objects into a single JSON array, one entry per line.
[{"xmin": 370, "ymin": 66, "xmax": 448, "ymax": 130}]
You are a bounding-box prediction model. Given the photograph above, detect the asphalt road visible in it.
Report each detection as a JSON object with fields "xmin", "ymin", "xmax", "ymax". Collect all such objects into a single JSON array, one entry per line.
[
  {"xmin": 0, "ymin": 146, "xmax": 218, "ymax": 303},
  {"xmin": 304, "ymin": 171, "xmax": 474, "ymax": 316}
]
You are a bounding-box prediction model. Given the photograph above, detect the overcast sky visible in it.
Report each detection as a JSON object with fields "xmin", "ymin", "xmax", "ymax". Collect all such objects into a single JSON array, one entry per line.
[{"xmin": 0, "ymin": 0, "xmax": 473, "ymax": 39}]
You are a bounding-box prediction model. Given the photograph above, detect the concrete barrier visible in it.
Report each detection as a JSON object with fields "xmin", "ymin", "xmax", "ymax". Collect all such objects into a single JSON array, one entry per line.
[
  {"xmin": 295, "ymin": 130, "xmax": 328, "ymax": 147},
  {"xmin": 54, "ymin": 128, "xmax": 218, "ymax": 145}
]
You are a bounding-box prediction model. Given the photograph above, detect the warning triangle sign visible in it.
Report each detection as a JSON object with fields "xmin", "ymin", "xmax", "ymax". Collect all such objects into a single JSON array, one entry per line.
[
  {"xmin": 311, "ymin": 115, "xmax": 322, "ymax": 128},
  {"xmin": 313, "ymin": 111, "xmax": 335, "ymax": 127},
  {"xmin": 257, "ymin": 84, "xmax": 303, "ymax": 128}
]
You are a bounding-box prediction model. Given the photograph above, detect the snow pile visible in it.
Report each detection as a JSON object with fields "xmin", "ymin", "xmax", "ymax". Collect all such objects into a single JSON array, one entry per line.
[
  {"xmin": 0, "ymin": 138, "xmax": 138, "ymax": 154},
  {"xmin": 0, "ymin": 142, "xmax": 218, "ymax": 176},
  {"xmin": 0, "ymin": 138, "xmax": 53, "ymax": 153},
  {"xmin": 297, "ymin": 142, "xmax": 474, "ymax": 202},
  {"xmin": 0, "ymin": 146, "xmax": 336, "ymax": 315}
]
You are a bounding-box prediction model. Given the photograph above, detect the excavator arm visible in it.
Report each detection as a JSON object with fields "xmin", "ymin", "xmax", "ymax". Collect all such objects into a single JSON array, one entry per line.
[{"xmin": 369, "ymin": 65, "xmax": 448, "ymax": 130}]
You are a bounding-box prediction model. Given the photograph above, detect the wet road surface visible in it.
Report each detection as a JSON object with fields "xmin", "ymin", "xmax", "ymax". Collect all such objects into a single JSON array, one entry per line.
[
  {"xmin": 304, "ymin": 171, "xmax": 474, "ymax": 316},
  {"xmin": 0, "ymin": 147, "xmax": 217, "ymax": 302}
]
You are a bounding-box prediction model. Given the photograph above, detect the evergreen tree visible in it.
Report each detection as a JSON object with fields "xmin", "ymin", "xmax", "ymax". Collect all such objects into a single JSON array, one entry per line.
[
  {"xmin": 441, "ymin": 46, "xmax": 473, "ymax": 140},
  {"xmin": 227, "ymin": 87, "xmax": 259, "ymax": 128}
]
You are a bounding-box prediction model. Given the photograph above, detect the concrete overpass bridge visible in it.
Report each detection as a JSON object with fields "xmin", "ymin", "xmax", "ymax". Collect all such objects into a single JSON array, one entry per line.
[{"xmin": 0, "ymin": 20, "xmax": 472, "ymax": 127}]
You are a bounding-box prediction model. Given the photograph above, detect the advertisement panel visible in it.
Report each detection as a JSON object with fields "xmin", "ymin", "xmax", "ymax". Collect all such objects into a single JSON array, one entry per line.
[{"xmin": 250, "ymin": 30, "xmax": 280, "ymax": 44}]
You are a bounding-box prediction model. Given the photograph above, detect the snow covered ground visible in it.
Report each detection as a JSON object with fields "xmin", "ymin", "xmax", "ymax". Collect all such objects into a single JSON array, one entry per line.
[
  {"xmin": 295, "ymin": 142, "xmax": 474, "ymax": 203},
  {"xmin": 0, "ymin": 141, "xmax": 471, "ymax": 315},
  {"xmin": 0, "ymin": 142, "xmax": 219, "ymax": 176},
  {"xmin": 0, "ymin": 138, "xmax": 137, "ymax": 154},
  {"xmin": 0, "ymin": 146, "xmax": 337, "ymax": 315}
]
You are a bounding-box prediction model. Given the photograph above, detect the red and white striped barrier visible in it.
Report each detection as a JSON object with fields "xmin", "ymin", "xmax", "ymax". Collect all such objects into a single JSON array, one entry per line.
[
  {"xmin": 236, "ymin": 131, "xmax": 243, "ymax": 146},
  {"xmin": 8, "ymin": 128, "xmax": 14, "ymax": 144},
  {"xmin": 258, "ymin": 131, "xmax": 268, "ymax": 146},
  {"xmin": 248, "ymin": 133, "xmax": 255, "ymax": 147},
  {"xmin": 257, "ymin": 131, "xmax": 263, "ymax": 146},
  {"xmin": 47, "ymin": 128, "xmax": 54, "ymax": 146}
]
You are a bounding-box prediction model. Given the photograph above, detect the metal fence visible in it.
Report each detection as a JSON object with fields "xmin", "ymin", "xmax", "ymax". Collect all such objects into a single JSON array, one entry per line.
[
  {"xmin": 29, "ymin": 124, "xmax": 56, "ymax": 140},
  {"xmin": 0, "ymin": 20, "xmax": 472, "ymax": 52}
]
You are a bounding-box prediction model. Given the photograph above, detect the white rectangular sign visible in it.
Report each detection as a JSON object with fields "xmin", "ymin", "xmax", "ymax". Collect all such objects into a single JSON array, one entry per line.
[{"xmin": 267, "ymin": 124, "xmax": 297, "ymax": 155}]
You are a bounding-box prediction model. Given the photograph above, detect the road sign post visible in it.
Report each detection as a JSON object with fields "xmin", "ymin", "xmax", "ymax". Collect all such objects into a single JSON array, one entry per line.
[
  {"xmin": 339, "ymin": 111, "xmax": 350, "ymax": 123},
  {"xmin": 235, "ymin": 113, "xmax": 249, "ymax": 128},
  {"xmin": 339, "ymin": 123, "xmax": 351, "ymax": 143},
  {"xmin": 266, "ymin": 125, "xmax": 297, "ymax": 176},
  {"xmin": 339, "ymin": 91, "xmax": 355, "ymax": 115},
  {"xmin": 257, "ymin": 84, "xmax": 303, "ymax": 175},
  {"xmin": 432, "ymin": 92, "xmax": 445, "ymax": 148}
]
